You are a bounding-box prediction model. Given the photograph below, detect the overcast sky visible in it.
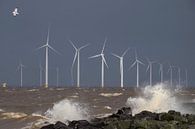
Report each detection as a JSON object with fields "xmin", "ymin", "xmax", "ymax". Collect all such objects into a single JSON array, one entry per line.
[{"xmin": 0, "ymin": 0, "xmax": 195, "ymax": 87}]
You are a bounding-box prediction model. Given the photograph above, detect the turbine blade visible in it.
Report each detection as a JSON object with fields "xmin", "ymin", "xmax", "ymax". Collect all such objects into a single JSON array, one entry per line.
[
  {"xmin": 46, "ymin": 26, "xmax": 50, "ymax": 45},
  {"xmin": 129, "ymin": 61, "xmax": 136, "ymax": 70},
  {"xmin": 112, "ymin": 53, "xmax": 121, "ymax": 59},
  {"xmin": 79, "ymin": 43, "xmax": 90, "ymax": 50},
  {"xmin": 122, "ymin": 48, "xmax": 129, "ymax": 57},
  {"xmin": 35, "ymin": 44, "xmax": 47, "ymax": 51},
  {"xmin": 71, "ymin": 52, "xmax": 78, "ymax": 69},
  {"xmin": 102, "ymin": 56, "xmax": 109, "ymax": 68},
  {"xmin": 137, "ymin": 59, "xmax": 145, "ymax": 65},
  {"xmin": 48, "ymin": 45, "xmax": 61, "ymax": 55},
  {"xmin": 88, "ymin": 54, "xmax": 101, "ymax": 59},
  {"xmin": 101, "ymin": 37, "xmax": 107, "ymax": 53},
  {"xmin": 69, "ymin": 40, "xmax": 77, "ymax": 50},
  {"xmin": 146, "ymin": 65, "xmax": 150, "ymax": 72}
]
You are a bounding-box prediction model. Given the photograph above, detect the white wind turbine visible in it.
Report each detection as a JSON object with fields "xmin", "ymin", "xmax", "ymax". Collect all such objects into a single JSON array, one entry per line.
[
  {"xmin": 176, "ymin": 67, "xmax": 181, "ymax": 88},
  {"xmin": 168, "ymin": 65, "xmax": 174, "ymax": 87},
  {"xmin": 39, "ymin": 63, "xmax": 43, "ymax": 87},
  {"xmin": 17, "ymin": 62, "xmax": 24, "ymax": 87},
  {"xmin": 129, "ymin": 49, "xmax": 144, "ymax": 88},
  {"xmin": 112, "ymin": 48, "xmax": 129, "ymax": 88},
  {"xmin": 185, "ymin": 69, "xmax": 188, "ymax": 88},
  {"xmin": 89, "ymin": 38, "xmax": 108, "ymax": 88},
  {"xmin": 146, "ymin": 58, "xmax": 156, "ymax": 86},
  {"xmin": 69, "ymin": 40, "xmax": 89, "ymax": 88},
  {"xmin": 36, "ymin": 26, "xmax": 60, "ymax": 88},
  {"xmin": 159, "ymin": 63, "xmax": 164, "ymax": 84}
]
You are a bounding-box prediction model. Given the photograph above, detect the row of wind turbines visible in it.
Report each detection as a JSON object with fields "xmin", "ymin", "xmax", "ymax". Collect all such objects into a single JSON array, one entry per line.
[{"xmin": 17, "ymin": 26, "xmax": 188, "ymax": 88}]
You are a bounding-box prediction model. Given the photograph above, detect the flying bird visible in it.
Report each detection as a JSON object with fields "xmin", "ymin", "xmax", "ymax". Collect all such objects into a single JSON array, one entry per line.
[{"xmin": 12, "ymin": 8, "xmax": 19, "ymax": 16}]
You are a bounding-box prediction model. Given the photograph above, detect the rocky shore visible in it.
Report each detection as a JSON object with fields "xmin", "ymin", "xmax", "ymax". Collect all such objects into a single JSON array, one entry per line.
[{"xmin": 40, "ymin": 107, "xmax": 195, "ymax": 129}]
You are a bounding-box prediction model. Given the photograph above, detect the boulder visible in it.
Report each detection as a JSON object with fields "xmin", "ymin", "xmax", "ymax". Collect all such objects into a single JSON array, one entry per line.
[
  {"xmin": 40, "ymin": 124, "xmax": 54, "ymax": 129},
  {"xmin": 54, "ymin": 121, "xmax": 70, "ymax": 129}
]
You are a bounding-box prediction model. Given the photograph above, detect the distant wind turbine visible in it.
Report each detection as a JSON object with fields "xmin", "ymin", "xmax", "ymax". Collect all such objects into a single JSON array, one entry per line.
[
  {"xmin": 159, "ymin": 63, "xmax": 164, "ymax": 84},
  {"xmin": 69, "ymin": 40, "xmax": 89, "ymax": 88},
  {"xmin": 168, "ymin": 65, "xmax": 174, "ymax": 87},
  {"xmin": 129, "ymin": 48, "xmax": 144, "ymax": 88},
  {"xmin": 39, "ymin": 63, "xmax": 43, "ymax": 87},
  {"xmin": 176, "ymin": 67, "xmax": 181, "ymax": 88},
  {"xmin": 17, "ymin": 62, "xmax": 24, "ymax": 87},
  {"xmin": 36, "ymin": 25, "xmax": 60, "ymax": 88},
  {"xmin": 89, "ymin": 38, "xmax": 108, "ymax": 88},
  {"xmin": 185, "ymin": 69, "xmax": 188, "ymax": 88},
  {"xmin": 146, "ymin": 58, "xmax": 155, "ymax": 86},
  {"xmin": 112, "ymin": 48, "xmax": 129, "ymax": 88}
]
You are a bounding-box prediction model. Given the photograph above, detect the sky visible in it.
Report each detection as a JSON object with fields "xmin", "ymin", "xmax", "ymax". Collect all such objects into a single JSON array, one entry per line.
[{"xmin": 0, "ymin": 0, "xmax": 195, "ymax": 87}]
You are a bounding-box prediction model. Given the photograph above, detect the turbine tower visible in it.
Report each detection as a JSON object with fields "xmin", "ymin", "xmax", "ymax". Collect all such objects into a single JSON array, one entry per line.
[
  {"xmin": 112, "ymin": 48, "xmax": 129, "ymax": 88},
  {"xmin": 168, "ymin": 65, "xmax": 174, "ymax": 87},
  {"xmin": 129, "ymin": 49, "xmax": 144, "ymax": 88},
  {"xmin": 69, "ymin": 40, "xmax": 89, "ymax": 88},
  {"xmin": 177, "ymin": 67, "xmax": 181, "ymax": 88},
  {"xmin": 36, "ymin": 26, "xmax": 60, "ymax": 88},
  {"xmin": 146, "ymin": 58, "xmax": 155, "ymax": 86},
  {"xmin": 185, "ymin": 69, "xmax": 188, "ymax": 88},
  {"xmin": 159, "ymin": 63, "xmax": 164, "ymax": 83},
  {"xmin": 89, "ymin": 38, "xmax": 108, "ymax": 88},
  {"xmin": 18, "ymin": 62, "xmax": 24, "ymax": 87},
  {"xmin": 39, "ymin": 63, "xmax": 43, "ymax": 87}
]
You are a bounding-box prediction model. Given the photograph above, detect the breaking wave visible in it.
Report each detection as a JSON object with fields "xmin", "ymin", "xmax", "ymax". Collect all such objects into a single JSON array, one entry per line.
[
  {"xmin": 45, "ymin": 99, "xmax": 89, "ymax": 124},
  {"xmin": 126, "ymin": 83, "xmax": 191, "ymax": 115}
]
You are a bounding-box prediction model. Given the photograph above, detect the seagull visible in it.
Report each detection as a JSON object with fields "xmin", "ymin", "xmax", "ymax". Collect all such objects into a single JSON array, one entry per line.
[{"xmin": 12, "ymin": 8, "xmax": 19, "ymax": 16}]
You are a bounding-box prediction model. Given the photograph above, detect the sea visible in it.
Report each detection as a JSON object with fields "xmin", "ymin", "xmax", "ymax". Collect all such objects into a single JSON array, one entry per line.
[{"xmin": 0, "ymin": 83, "xmax": 195, "ymax": 129}]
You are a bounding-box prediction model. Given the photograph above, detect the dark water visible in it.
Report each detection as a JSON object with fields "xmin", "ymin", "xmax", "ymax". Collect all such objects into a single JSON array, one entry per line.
[{"xmin": 0, "ymin": 87, "xmax": 194, "ymax": 129}]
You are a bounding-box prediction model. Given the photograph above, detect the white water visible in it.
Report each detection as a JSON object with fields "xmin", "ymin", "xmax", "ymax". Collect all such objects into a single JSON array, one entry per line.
[
  {"xmin": 45, "ymin": 99, "xmax": 89, "ymax": 124},
  {"xmin": 126, "ymin": 83, "xmax": 190, "ymax": 115}
]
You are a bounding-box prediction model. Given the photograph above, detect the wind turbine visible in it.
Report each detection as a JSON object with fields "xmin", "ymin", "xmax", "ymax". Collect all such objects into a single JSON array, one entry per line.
[
  {"xmin": 69, "ymin": 40, "xmax": 89, "ymax": 88},
  {"xmin": 159, "ymin": 63, "xmax": 164, "ymax": 84},
  {"xmin": 36, "ymin": 26, "xmax": 60, "ymax": 88},
  {"xmin": 17, "ymin": 62, "xmax": 24, "ymax": 87},
  {"xmin": 185, "ymin": 69, "xmax": 188, "ymax": 88},
  {"xmin": 112, "ymin": 48, "xmax": 129, "ymax": 88},
  {"xmin": 129, "ymin": 48, "xmax": 144, "ymax": 88},
  {"xmin": 168, "ymin": 65, "xmax": 174, "ymax": 87},
  {"xmin": 89, "ymin": 38, "xmax": 108, "ymax": 88},
  {"xmin": 146, "ymin": 58, "xmax": 155, "ymax": 86},
  {"xmin": 176, "ymin": 67, "xmax": 181, "ymax": 88},
  {"xmin": 39, "ymin": 63, "xmax": 43, "ymax": 87}
]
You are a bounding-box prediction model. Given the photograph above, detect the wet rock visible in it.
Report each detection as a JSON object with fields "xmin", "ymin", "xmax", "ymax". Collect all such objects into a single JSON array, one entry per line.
[
  {"xmin": 134, "ymin": 110, "xmax": 158, "ymax": 120},
  {"xmin": 40, "ymin": 124, "xmax": 54, "ymax": 129},
  {"xmin": 54, "ymin": 121, "xmax": 70, "ymax": 129}
]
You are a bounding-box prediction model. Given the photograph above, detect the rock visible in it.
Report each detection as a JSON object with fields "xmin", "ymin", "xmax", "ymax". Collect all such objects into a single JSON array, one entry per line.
[
  {"xmin": 40, "ymin": 124, "xmax": 54, "ymax": 129},
  {"xmin": 54, "ymin": 121, "xmax": 70, "ymax": 129},
  {"xmin": 134, "ymin": 111, "xmax": 158, "ymax": 120},
  {"xmin": 116, "ymin": 107, "xmax": 132, "ymax": 115},
  {"xmin": 40, "ymin": 107, "xmax": 195, "ymax": 129}
]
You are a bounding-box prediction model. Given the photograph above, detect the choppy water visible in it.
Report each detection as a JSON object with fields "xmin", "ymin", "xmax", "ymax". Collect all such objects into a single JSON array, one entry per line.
[{"xmin": 0, "ymin": 84, "xmax": 194, "ymax": 129}]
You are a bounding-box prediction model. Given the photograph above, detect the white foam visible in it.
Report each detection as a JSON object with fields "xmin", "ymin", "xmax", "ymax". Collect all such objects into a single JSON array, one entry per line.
[
  {"xmin": 99, "ymin": 93, "xmax": 123, "ymax": 97},
  {"xmin": 104, "ymin": 106, "xmax": 112, "ymax": 110},
  {"xmin": 126, "ymin": 83, "xmax": 191, "ymax": 115},
  {"xmin": 1, "ymin": 112, "xmax": 27, "ymax": 119},
  {"xmin": 0, "ymin": 109, "xmax": 4, "ymax": 112},
  {"xmin": 45, "ymin": 99, "xmax": 89, "ymax": 124},
  {"xmin": 28, "ymin": 89, "xmax": 39, "ymax": 92}
]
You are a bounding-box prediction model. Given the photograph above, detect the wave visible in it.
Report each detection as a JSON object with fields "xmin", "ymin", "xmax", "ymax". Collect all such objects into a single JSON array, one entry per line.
[
  {"xmin": 1, "ymin": 112, "xmax": 27, "ymax": 119},
  {"xmin": 99, "ymin": 93, "xmax": 123, "ymax": 97},
  {"xmin": 45, "ymin": 99, "xmax": 90, "ymax": 124},
  {"xmin": 126, "ymin": 83, "xmax": 192, "ymax": 115}
]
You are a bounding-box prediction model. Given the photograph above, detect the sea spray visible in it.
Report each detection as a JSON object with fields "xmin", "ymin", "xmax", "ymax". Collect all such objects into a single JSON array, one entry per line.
[
  {"xmin": 45, "ymin": 99, "xmax": 89, "ymax": 124},
  {"xmin": 126, "ymin": 83, "xmax": 189, "ymax": 115}
]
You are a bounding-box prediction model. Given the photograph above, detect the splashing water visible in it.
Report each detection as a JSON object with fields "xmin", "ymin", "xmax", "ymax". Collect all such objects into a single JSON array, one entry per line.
[
  {"xmin": 45, "ymin": 99, "xmax": 89, "ymax": 124},
  {"xmin": 126, "ymin": 83, "xmax": 189, "ymax": 115}
]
